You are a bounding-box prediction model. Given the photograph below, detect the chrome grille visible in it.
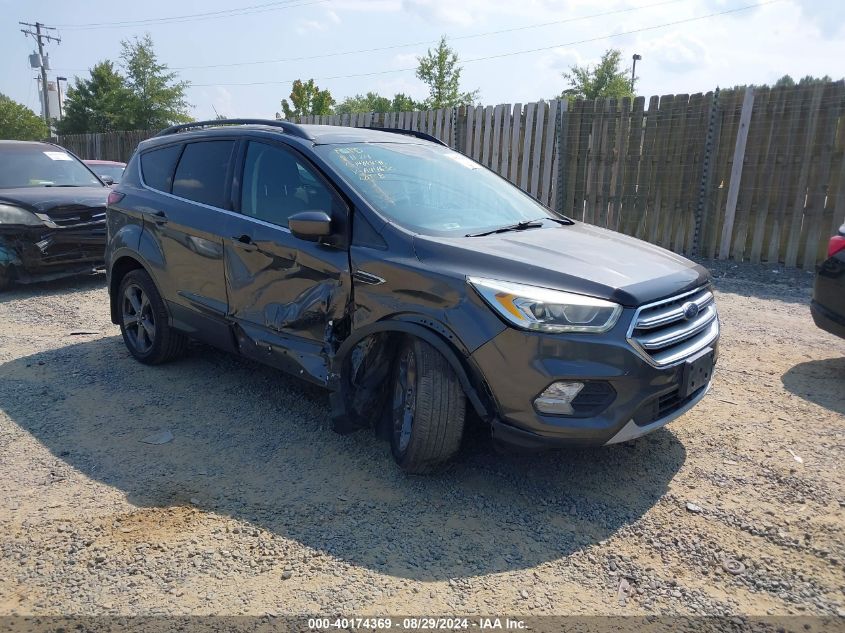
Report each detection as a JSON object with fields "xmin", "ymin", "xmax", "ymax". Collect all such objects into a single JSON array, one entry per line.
[
  {"xmin": 628, "ymin": 286, "xmax": 719, "ymax": 366},
  {"xmin": 41, "ymin": 208, "xmax": 106, "ymax": 229}
]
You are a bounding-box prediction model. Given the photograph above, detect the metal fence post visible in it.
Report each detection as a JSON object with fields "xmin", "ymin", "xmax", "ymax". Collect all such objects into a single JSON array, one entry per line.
[
  {"xmin": 555, "ymin": 99, "xmax": 569, "ymax": 215},
  {"xmin": 451, "ymin": 106, "xmax": 460, "ymax": 152},
  {"xmin": 692, "ymin": 87, "xmax": 720, "ymax": 257}
]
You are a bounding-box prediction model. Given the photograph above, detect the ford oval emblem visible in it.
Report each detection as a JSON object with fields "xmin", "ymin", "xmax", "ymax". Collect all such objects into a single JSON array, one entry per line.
[{"xmin": 682, "ymin": 301, "xmax": 700, "ymax": 320}]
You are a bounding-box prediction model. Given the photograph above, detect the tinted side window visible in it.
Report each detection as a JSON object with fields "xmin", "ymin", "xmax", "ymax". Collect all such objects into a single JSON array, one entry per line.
[
  {"xmin": 140, "ymin": 144, "xmax": 182, "ymax": 192},
  {"xmin": 240, "ymin": 142, "xmax": 335, "ymax": 227},
  {"xmin": 172, "ymin": 141, "xmax": 235, "ymax": 208}
]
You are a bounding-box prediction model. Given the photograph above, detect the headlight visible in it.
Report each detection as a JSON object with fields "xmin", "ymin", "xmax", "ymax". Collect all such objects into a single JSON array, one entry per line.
[
  {"xmin": 0, "ymin": 204, "xmax": 44, "ymax": 226},
  {"xmin": 468, "ymin": 277, "xmax": 622, "ymax": 333}
]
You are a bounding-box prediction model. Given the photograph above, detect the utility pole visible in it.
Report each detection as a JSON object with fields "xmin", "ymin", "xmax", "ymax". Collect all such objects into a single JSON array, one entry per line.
[
  {"xmin": 631, "ymin": 53, "xmax": 642, "ymax": 92},
  {"xmin": 20, "ymin": 21, "xmax": 61, "ymax": 129}
]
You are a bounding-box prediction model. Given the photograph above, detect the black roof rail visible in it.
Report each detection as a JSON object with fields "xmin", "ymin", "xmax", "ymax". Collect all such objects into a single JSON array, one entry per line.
[
  {"xmin": 155, "ymin": 118, "xmax": 313, "ymax": 140},
  {"xmin": 366, "ymin": 127, "xmax": 448, "ymax": 147}
]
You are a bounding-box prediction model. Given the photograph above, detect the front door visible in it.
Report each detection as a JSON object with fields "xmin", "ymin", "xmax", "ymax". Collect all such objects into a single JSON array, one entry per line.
[{"xmin": 223, "ymin": 139, "xmax": 351, "ymax": 385}]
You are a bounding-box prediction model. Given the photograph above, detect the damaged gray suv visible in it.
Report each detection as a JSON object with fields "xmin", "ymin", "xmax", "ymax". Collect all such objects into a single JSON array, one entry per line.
[{"xmin": 106, "ymin": 119, "xmax": 719, "ymax": 473}]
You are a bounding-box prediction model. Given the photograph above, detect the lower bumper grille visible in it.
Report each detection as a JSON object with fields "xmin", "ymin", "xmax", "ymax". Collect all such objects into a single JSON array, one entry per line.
[{"xmin": 634, "ymin": 384, "xmax": 706, "ymax": 427}]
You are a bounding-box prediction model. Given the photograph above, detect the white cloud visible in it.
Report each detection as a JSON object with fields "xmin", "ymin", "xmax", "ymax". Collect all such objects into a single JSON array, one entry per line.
[
  {"xmin": 637, "ymin": 32, "xmax": 710, "ymax": 74},
  {"xmin": 391, "ymin": 51, "xmax": 421, "ymax": 69}
]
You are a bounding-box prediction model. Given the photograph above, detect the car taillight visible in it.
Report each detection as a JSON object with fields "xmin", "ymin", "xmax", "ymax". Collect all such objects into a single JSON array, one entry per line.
[
  {"xmin": 829, "ymin": 235, "xmax": 845, "ymax": 258},
  {"xmin": 107, "ymin": 191, "xmax": 125, "ymax": 206}
]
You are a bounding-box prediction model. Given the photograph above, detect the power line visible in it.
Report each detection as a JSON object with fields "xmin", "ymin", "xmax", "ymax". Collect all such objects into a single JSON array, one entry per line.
[
  {"xmin": 190, "ymin": 0, "xmax": 782, "ymax": 87},
  {"xmin": 170, "ymin": 0, "xmax": 689, "ymax": 71},
  {"xmin": 53, "ymin": 0, "xmax": 328, "ymax": 30}
]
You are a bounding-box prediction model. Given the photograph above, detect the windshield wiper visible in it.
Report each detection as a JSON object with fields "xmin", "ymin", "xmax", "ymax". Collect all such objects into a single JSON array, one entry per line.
[
  {"xmin": 42, "ymin": 184, "xmax": 85, "ymax": 187},
  {"xmin": 466, "ymin": 216, "xmax": 569, "ymax": 237}
]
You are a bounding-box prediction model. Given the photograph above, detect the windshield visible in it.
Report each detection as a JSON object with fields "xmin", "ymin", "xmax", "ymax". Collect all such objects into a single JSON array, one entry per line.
[
  {"xmin": 89, "ymin": 164, "xmax": 125, "ymax": 183},
  {"xmin": 0, "ymin": 144, "xmax": 102, "ymax": 188},
  {"xmin": 315, "ymin": 142, "xmax": 558, "ymax": 236}
]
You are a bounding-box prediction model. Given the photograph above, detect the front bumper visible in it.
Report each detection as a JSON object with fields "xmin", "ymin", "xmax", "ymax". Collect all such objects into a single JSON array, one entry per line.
[
  {"xmin": 471, "ymin": 318, "xmax": 718, "ymax": 449},
  {"xmin": 0, "ymin": 223, "xmax": 105, "ymax": 283}
]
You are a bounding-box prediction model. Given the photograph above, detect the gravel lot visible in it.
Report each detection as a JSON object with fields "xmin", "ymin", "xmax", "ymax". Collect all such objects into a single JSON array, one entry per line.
[{"xmin": 0, "ymin": 260, "xmax": 843, "ymax": 617}]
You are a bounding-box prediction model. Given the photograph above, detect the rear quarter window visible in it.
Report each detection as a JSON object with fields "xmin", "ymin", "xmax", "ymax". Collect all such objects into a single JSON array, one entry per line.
[
  {"xmin": 172, "ymin": 141, "xmax": 235, "ymax": 208},
  {"xmin": 140, "ymin": 144, "xmax": 183, "ymax": 193}
]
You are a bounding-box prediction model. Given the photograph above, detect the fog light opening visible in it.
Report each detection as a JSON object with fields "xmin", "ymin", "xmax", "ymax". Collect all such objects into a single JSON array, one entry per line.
[{"xmin": 534, "ymin": 381, "xmax": 585, "ymax": 415}]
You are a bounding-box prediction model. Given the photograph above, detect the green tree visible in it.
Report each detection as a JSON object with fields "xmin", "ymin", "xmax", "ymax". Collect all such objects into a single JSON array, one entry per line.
[
  {"xmin": 774, "ymin": 74, "xmax": 833, "ymax": 88},
  {"xmin": 335, "ymin": 92, "xmax": 393, "ymax": 115},
  {"xmin": 416, "ymin": 36, "xmax": 478, "ymax": 109},
  {"xmin": 55, "ymin": 61, "xmax": 130, "ymax": 134},
  {"xmin": 334, "ymin": 92, "xmax": 422, "ymax": 114},
  {"xmin": 559, "ymin": 49, "xmax": 634, "ymax": 101},
  {"xmin": 798, "ymin": 74, "xmax": 833, "ymax": 85},
  {"xmin": 120, "ymin": 34, "xmax": 191, "ymax": 129},
  {"xmin": 0, "ymin": 93, "xmax": 48, "ymax": 140},
  {"xmin": 391, "ymin": 93, "xmax": 420, "ymax": 112},
  {"xmin": 281, "ymin": 79, "xmax": 335, "ymax": 119}
]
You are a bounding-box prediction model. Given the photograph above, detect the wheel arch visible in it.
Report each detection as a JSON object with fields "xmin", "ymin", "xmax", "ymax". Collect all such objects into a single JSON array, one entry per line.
[
  {"xmin": 108, "ymin": 253, "xmax": 151, "ymax": 324},
  {"xmin": 332, "ymin": 317, "xmax": 495, "ymax": 423}
]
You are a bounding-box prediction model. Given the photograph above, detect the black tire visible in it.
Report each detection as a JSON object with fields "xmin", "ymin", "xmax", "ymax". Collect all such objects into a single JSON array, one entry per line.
[
  {"xmin": 390, "ymin": 337, "xmax": 466, "ymax": 474},
  {"xmin": 117, "ymin": 269, "xmax": 186, "ymax": 365}
]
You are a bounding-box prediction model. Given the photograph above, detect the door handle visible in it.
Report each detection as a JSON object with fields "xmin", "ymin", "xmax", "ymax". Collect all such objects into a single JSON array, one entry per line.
[
  {"xmin": 232, "ymin": 234, "xmax": 258, "ymax": 251},
  {"xmin": 151, "ymin": 210, "xmax": 168, "ymax": 225}
]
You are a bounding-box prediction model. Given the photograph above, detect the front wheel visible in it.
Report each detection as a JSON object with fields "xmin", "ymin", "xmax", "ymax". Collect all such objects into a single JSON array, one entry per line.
[
  {"xmin": 390, "ymin": 337, "xmax": 466, "ymax": 474},
  {"xmin": 118, "ymin": 269, "xmax": 186, "ymax": 365}
]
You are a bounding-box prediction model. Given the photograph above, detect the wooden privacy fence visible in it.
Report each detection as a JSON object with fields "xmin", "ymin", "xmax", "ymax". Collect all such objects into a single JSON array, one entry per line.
[
  {"xmin": 56, "ymin": 82, "xmax": 845, "ymax": 269},
  {"xmin": 58, "ymin": 129, "xmax": 157, "ymax": 164}
]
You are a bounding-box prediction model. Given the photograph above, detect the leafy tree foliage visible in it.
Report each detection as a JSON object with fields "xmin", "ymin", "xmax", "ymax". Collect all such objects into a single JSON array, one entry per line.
[
  {"xmin": 56, "ymin": 62, "xmax": 129, "ymax": 134},
  {"xmin": 391, "ymin": 93, "xmax": 420, "ymax": 112},
  {"xmin": 281, "ymin": 79, "xmax": 335, "ymax": 119},
  {"xmin": 55, "ymin": 35, "xmax": 190, "ymax": 134},
  {"xmin": 0, "ymin": 93, "xmax": 48, "ymax": 140},
  {"xmin": 120, "ymin": 35, "xmax": 191, "ymax": 129},
  {"xmin": 416, "ymin": 36, "xmax": 478, "ymax": 109},
  {"xmin": 559, "ymin": 49, "xmax": 634, "ymax": 101},
  {"xmin": 335, "ymin": 91, "xmax": 422, "ymax": 114}
]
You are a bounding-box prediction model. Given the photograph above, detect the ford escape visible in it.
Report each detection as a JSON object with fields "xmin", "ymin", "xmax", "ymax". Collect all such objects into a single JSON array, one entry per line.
[{"xmin": 105, "ymin": 119, "xmax": 719, "ymax": 473}]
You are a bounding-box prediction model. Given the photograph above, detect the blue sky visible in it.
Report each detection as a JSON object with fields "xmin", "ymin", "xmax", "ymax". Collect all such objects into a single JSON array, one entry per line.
[{"xmin": 2, "ymin": 0, "xmax": 843, "ymax": 121}]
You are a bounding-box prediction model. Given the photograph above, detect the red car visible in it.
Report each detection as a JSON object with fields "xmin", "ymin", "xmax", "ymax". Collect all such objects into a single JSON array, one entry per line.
[{"xmin": 83, "ymin": 159, "xmax": 126, "ymax": 185}]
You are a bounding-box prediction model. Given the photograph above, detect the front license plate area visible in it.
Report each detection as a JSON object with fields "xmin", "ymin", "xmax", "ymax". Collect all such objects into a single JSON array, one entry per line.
[{"xmin": 680, "ymin": 348, "xmax": 714, "ymax": 399}]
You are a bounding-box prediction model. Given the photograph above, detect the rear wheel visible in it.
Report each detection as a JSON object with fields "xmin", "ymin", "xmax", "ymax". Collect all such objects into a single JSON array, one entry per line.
[
  {"xmin": 118, "ymin": 269, "xmax": 186, "ymax": 365},
  {"xmin": 390, "ymin": 337, "xmax": 466, "ymax": 474}
]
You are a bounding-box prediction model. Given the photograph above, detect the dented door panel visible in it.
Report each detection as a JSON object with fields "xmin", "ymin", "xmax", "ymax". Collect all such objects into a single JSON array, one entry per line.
[{"xmin": 223, "ymin": 214, "xmax": 350, "ymax": 384}]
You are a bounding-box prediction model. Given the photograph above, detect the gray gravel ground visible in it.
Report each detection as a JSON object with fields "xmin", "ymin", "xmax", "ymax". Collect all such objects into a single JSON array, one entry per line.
[{"xmin": 0, "ymin": 260, "xmax": 843, "ymax": 617}]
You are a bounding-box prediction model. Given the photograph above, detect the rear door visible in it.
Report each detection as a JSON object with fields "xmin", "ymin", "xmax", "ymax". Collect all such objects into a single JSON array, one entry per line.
[
  {"xmin": 139, "ymin": 139, "xmax": 235, "ymax": 349},
  {"xmin": 223, "ymin": 139, "xmax": 351, "ymax": 384}
]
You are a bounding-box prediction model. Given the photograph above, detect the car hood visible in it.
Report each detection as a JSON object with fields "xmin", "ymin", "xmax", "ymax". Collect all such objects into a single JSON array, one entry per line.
[
  {"xmin": 413, "ymin": 221, "xmax": 710, "ymax": 307},
  {"xmin": 0, "ymin": 187, "xmax": 109, "ymax": 215}
]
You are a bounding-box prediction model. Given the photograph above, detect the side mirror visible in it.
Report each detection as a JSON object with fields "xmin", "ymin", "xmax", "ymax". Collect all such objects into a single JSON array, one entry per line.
[
  {"xmin": 289, "ymin": 210, "xmax": 332, "ymax": 241},
  {"xmin": 100, "ymin": 175, "xmax": 115, "ymax": 186}
]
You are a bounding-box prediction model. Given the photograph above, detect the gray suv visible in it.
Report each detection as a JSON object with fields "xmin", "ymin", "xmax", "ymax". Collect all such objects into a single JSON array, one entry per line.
[{"xmin": 106, "ymin": 119, "xmax": 719, "ymax": 473}]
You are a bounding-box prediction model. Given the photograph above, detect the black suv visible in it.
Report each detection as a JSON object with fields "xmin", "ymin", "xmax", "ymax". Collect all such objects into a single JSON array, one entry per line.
[{"xmin": 106, "ymin": 119, "xmax": 719, "ymax": 473}]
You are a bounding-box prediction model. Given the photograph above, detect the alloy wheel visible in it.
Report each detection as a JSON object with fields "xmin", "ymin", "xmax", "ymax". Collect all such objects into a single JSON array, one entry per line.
[{"xmin": 122, "ymin": 283, "xmax": 156, "ymax": 354}]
